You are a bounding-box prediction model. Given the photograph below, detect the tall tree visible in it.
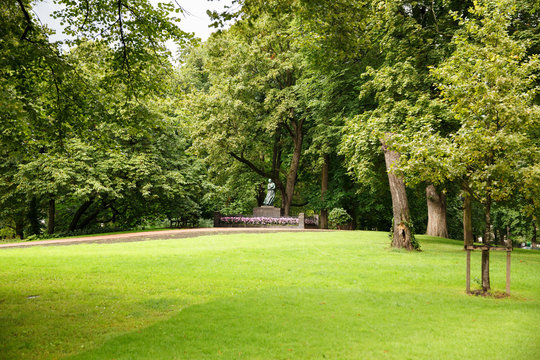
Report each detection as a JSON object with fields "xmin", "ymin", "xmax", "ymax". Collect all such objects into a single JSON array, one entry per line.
[
  {"xmin": 185, "ymin": 14, "xmax": 311, "ymax": 215},
  {"xmin": 1, "ymin": 0, "xmax": 199, "ymax": 237},
  {"xmin": 341, "ymin": 2, "xmax": 438, "ymax": 250},
  {"xmin": 204, "ymin": 0, "xmax": 371, "ymax": 222},
  {"xmin": 402, "ymin": 0, "xmax": 539, "ymax": 292}
]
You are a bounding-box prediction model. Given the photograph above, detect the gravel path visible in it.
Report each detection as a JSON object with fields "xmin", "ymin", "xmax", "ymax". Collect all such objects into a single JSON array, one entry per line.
[{"xmin": 0, "ymin": 228, "xmax": 328, "ymax": 249}]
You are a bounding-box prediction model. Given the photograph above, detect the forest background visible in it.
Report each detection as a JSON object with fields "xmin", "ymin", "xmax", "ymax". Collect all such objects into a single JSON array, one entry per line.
[{"xmin": 1, "ymin": 0, "xmax": 539, "ymax": 250}]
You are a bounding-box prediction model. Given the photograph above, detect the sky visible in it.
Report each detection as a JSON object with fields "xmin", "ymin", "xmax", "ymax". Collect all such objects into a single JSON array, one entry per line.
[{"xmin": 32, "ymin": 0, "xmax": 236, "ymax": 45}]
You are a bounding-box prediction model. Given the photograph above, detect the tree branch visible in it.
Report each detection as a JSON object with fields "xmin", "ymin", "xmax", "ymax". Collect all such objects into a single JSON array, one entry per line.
[
  {"xmin": 117, "ymin": 0, "xmax": 131, "ymax": 79},
  {"xmin": 229, "ymin": 152, "xmax": 272, "ymax": 179},
  {"xmin": 460, "ymin": 180, "xmax": 480, "ymax": 203},
  {"xmin": 281, "ymin": 120, "xmax": 295, "ymax": 139},
  {"xmin": 16, "ymin": 0, "xmax": 33, "ymax": 41},
  {"xmin": 82, "ymin": 0, "xmax": 90, "ymax": 30},
  {"xmin": 431, "ymin": 1, "xmax": 439, "ymax": 33}
]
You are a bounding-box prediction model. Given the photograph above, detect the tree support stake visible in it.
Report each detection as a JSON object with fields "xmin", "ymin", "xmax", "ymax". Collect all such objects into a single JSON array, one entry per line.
[
  {"xmin": 465, "ymin": 245, "xmax": 512, "ymax": 295},
  {"xmin": 506, "ymin": 249, "xmax": 511, "ymax": 295}
]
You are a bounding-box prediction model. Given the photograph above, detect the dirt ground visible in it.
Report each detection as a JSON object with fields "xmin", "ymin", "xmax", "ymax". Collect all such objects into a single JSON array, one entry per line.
[{"xmin": 0, "ymin": 228, "xmax": 328, "ymax": 249}]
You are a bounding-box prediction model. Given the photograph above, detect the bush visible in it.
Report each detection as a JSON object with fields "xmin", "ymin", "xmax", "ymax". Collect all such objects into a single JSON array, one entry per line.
[
  {"xmin": 0, "ymin": 226, "xmax": 16, "ymax": 240},
  {"xmin": 328, "ymin": 208, "xmax": 352, "ymax": 229}
]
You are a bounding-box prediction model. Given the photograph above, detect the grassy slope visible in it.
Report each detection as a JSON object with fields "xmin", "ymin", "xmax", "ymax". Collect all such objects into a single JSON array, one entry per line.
[{"xmin": 0, "ymin": 231, "xmax": 539, "ymax": 360}]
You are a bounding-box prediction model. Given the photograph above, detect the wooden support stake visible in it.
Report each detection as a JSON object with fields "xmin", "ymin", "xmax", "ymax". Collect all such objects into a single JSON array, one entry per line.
[
  {"xmin": 466, "ymin": 249, "xmax": 471, "ymax": 294},
  {"xmin": 506, "ymin": 250, "xmax": 511, "ymax": 295}
]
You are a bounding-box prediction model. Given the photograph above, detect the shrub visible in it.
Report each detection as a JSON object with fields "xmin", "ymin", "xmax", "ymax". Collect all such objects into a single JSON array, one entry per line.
[{"xmin": 328, "ymin": 208, "xmax": 352, "ymax": 229}]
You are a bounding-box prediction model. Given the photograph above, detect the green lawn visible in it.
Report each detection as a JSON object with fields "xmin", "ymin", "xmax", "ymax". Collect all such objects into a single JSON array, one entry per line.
[{"xmin": 1, "ymin": 231, "xmax": 539, "ymax": 359}]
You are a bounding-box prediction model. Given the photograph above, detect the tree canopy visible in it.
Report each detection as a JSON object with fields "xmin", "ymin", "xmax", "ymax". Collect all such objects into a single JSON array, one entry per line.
[{"xmin": 1, "ymin": 0, "xmax": 538, "ymax": 262}]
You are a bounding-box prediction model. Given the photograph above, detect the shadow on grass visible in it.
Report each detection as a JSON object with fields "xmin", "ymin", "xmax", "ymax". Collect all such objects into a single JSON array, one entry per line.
[
  {"xmin": 416, "ymin": 235, "xmax": 465, "ymax": 246},
  {"xmin": 417, "ymin": 235, "xmax": 540, "ymax": 256},
  {"xmin": 68, "ymin": 287, "xmax": 540, "ymax": 360}
]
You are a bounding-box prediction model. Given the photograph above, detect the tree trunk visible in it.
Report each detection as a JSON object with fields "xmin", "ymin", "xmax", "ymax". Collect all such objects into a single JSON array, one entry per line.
[
  {"xmin": 69, "ymin": 198, "xmax": 95, "ymax": 231},
  {"xmin": 271, "ymin": 128, "xmax": 283, "ymax": 209},
  {"xmin": 425, "ymin": 184, "xmax": 448, "ymax": 238},
  {"xmin": 28, "ymin": 197, "xmax": 41, "ymax": 235},
  {"xmin": 47, "ymin": 198, "xmax": 55, "ymax": 234},
  {"xmin": 15, "ymin": 218, "xmax": 24, "ymax": 240},
  {"xmin": 532, "ymin": 221, "xmax": 537, "ymax": 249},
  {"xmin": 481, "ymin": 248, "xmax": 490, "ymax": 293},
  {"xmin": 463, "ymin": 192, "xmax": 474, "ymax": 246},
  {"xmin": 320, "ymin": 154, "xmax": 329, "ymax": 229},
  {"xmin": 79, "ymin": 208, "xmax": 101, "ymax": 229},
  {"xmin": 481, "ymin": 197, "xmax": 492, "ymax": 293},
  {"xmin": 380, "ymin": 137, "xmax": 415, "ymax": 250},
  {"xmin": 256, "ymin": 183, "xmax": 266, "ymax": 207},
  {"xmin": 283, "ymin": 119, "xmax": 304, "ymax": 216}
]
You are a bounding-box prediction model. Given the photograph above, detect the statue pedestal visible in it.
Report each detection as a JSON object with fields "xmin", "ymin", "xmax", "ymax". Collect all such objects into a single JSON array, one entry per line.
[{"xmin": 253, "ymin": 206, "xmax": 281, "ymax": 218}]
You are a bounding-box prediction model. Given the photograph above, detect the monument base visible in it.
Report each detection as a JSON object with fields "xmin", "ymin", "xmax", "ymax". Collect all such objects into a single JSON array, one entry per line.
[{"xmin": 253, "ymin": 206, "xmax": 281, "ymax": 218}]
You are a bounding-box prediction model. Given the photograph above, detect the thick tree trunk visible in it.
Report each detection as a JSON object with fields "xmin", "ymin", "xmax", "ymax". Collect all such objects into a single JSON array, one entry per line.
[
  {"xmin": 283, "ymin": 120, "xmax": 304, "ymax": 216},
  {"xmin": 47, "ymin": 198, "xmax": 55, "ymax": 234},
  {"xmin": 69, "ymin": 198, "xmax": 95, "ymax": 231},
  {"xmin": 425, "ymin": 184, "xmax": 448, "ymax": 238},
  {"xmin": 320, "ymin": 154, "xmax": 329, "ymax": 229},
  {"xmin": 380, "ymin": 137, "xmax": 415, "ymax": 250},
  {"xmin": 463, "ymin": 192, "xmax": 474, "ymax": 246},
  {"xmin": 481, "ymin": 197, "xmax": 492, "ymax": 293}
]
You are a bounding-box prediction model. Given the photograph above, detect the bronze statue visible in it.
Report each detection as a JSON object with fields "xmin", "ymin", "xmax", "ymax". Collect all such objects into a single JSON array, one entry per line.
[{"xmin": 263, "ymin": 179, "xmax": 275, "ymax": 206}]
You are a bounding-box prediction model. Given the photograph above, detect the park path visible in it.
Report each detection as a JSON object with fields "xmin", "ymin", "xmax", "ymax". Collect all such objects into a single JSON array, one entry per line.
[{"xmin": 0, "ymin": 228, "xmax": 327, "ymax": 249}]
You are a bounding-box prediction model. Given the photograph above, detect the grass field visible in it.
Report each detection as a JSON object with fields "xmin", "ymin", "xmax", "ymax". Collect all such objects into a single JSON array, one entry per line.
[{"xmin": 1, "ymin": 231, "xmax": 539, "ymax": 359}]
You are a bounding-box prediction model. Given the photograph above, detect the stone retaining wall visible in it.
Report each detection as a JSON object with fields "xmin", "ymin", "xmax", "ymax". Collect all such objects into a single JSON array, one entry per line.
[{"xmin": 214, "ymin": 212, "xmax": 319, "ymax": 229}]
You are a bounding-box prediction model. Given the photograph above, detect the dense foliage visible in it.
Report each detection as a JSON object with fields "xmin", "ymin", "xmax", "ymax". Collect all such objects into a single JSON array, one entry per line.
[
  {"xmin": 1, "ymin": 0, "xmax": 538, "ymax": 256},
  {"xmin": 0, "ymin": 0, "xmax": 206, "ymax": 238}
]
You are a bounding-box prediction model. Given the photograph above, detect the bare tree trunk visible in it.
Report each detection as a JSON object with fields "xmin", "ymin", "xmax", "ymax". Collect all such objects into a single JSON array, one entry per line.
[
  {"xmin": 532, "ymin": 221, "xmax": 537, "ymax": 249},
  {"xmin": 79, "ymin": 208, "xmax": 101, "ymax": 230},
  {"xmin": 47, "ymin": 198, "xmax": 55, "ymax": 234},
  {"xmin": 481, "ymin": 197, "xmax": 492, "ymax": 293},
  {"xmin": 481, "ymin": 247, "xmax": 490, "ymax": 293},
  {"xmin": 320, "ymin": 154, "xmax": 329, "ymax": 229},
  {"xmin": 283, "ymin": 119, "xmax": 304, "ymax": 216},
  {"xmin": 426, "ymin": 184, "xmax": 448, "ymax": 238},
  {"xmin": 463, "ymin": 192, "xmax": 474, "ymax": 246},
  {"xmin": 256, "ymin": 183, "xmax": 266, "ymax": 207},
  {"xmin": 381, "ymin": 137, "xmax": 415, "ymax": 250},
  {"xmin": 28, "ymin": 197, "xmax": 41, "ymax": 235},
  {"xmin": 69, "ymin": 198, "xmax": 95, "ymax": 231}
]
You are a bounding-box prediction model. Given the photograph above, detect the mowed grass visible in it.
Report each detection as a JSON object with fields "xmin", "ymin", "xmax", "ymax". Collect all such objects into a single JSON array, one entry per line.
[{"xmin": 1, "ymin": 231, "xmax": 539, "ymax": 360}]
